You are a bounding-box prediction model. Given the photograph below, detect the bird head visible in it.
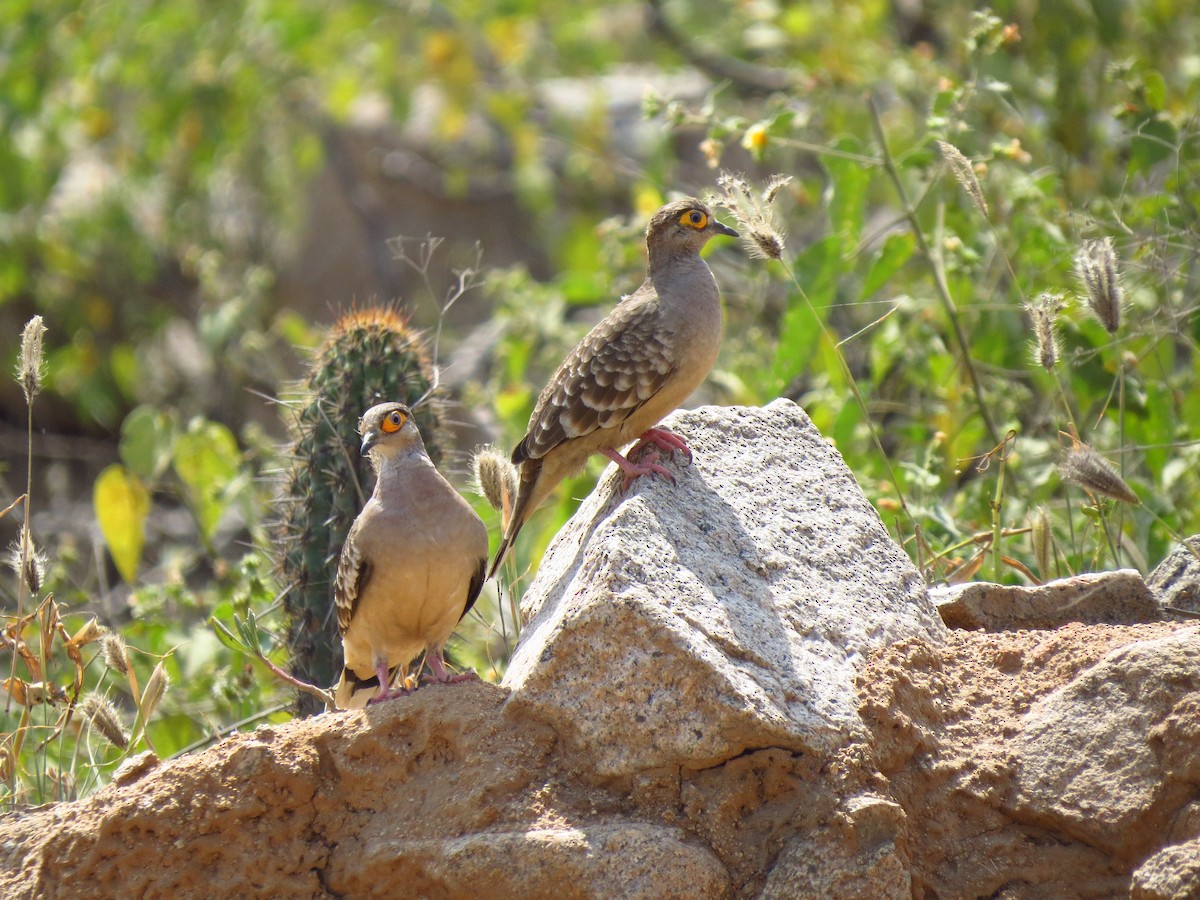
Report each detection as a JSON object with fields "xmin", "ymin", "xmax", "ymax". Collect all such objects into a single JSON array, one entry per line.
[
  {"xmin": 645, "ymin": 198, "xmax": 739, "ymax": 256},
  {"xmin": 358, "ymin": 402, "xmax": 424, "ymax": 460}
]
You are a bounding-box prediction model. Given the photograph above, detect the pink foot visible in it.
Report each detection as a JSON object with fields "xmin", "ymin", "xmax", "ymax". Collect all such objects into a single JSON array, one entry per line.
[
  {"xmin": 602, "ymin": 447, "xmax": 676, "ymax": 493},
  {"xmin": 367, "ymin": 658, "xmax": 411, "ymax": 704},
  {"xmin": 634, "ymin": 427, "xmax": 692, "ymax": 460},
  {"xmin": 423, "ymin": 650, "xmax": 478, "ymax": 685}
]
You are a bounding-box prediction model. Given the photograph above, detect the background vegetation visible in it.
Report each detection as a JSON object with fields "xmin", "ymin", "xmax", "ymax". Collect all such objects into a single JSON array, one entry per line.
[{"xmin": 2, "ymin": 0, "xmax": 1197, "ymax": 807}]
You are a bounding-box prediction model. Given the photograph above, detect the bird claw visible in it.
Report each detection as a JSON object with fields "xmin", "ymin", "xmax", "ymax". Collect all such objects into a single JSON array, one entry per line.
[
  {"xmin": 603, "ymin": 443, "xmax": 682, "ymax": 493},
  {"xmin": 617, "ymin": 456, "xmax": 676, "ymax": 493},
  {"xmin": 367, "ymin": 683, "xmax": 412, "ymax": 705},
  {"xmin": 631, "ymin": 427, "xmax": 692, "ymax": 461},
  {"xmin": 425, "ymin": 651, "xmax": 477, "ymax": 686}
]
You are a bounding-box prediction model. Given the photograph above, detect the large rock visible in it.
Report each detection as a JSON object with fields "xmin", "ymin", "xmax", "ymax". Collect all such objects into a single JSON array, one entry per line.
[
  {"xmin": 859, "ymin": 623, "xmax": 1200, "ymax": 897},
  {"xmin": 932, "ymin": 569, "xmax": 1161, "ymax": 630},
  {"xmin": 503, "ymin": 400, "xmax": 945, "ymax": 777},
  {"xmin": 0, "ymin": 685, "xmax": 730, "ymax": 900},
  {"xmin": 1011, "ymin": 631, "xmax": 1200, "ymax": 856}
]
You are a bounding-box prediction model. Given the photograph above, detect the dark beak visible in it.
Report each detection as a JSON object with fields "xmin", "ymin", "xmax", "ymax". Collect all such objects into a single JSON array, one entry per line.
[
  {"xmin": 360, "ymin": 432, "xmax": 378, "ymax": 456},
  {"xmin": 714, "ymin": 221, "xmax": 739, "ymax": 238}
]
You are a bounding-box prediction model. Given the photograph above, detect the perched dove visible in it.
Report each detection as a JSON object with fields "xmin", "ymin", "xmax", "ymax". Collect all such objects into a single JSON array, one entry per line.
[
  {"xmin": 334, "ymin": 402, "xmax": 487, "ymax": 709},
  {"xmin": 490, "ymin": 198, "xmax": 737, "ymax": 577}
]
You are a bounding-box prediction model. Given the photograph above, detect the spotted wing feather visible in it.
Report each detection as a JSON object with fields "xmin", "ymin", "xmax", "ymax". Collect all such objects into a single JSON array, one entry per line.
[
  {"xmin": 333, "ymin": 523, "xmax": 371, "ymax": 635},
  {"xmin": 514, "ymin": 292, "xmax": 676, "ymax": 464}
]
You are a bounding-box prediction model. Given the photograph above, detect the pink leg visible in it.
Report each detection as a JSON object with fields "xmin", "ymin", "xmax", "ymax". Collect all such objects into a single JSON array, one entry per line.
[
  {"xmin": 423, "ymin": 650, "xmax": 478, "ymax": 685},
  {"xmin": 367, "ymin": 657, "xmax": 410, "ymax": 704}
]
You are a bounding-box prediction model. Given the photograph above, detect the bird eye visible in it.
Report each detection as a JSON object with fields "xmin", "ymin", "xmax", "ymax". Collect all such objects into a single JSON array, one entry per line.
[
  {"xmin": 381, "ymin": 410, "xmax": 407, "ymax": 434},
  {"xmin": 679, "ymin": 210, "xmax": 708, "ymax": 229}
]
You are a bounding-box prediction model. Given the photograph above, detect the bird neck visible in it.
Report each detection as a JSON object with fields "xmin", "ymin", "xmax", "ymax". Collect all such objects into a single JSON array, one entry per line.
[
  {"xmin": 646, "ymin": 245, "xmax": 714, "ymax": 300},
  {"xmin": 647, "ymin": 244, "xmax": 708, "ymax": 286},
  {"xmin": 371, "ymin": 447, "xmax": 433, "ymax": 490}
]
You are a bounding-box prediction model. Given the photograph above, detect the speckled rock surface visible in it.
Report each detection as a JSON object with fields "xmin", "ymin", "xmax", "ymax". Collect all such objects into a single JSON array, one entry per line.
[
  {"xmin": 503, "ymin": 400, "xmax": 944, "ymax": 777},
  {"xmin": 1147, "ymin": 535, "xmax": 1200, "ymax": 616},
  {"xmin": 931, "ymin": 569, "xmax": 1161, "ymax": 630}
]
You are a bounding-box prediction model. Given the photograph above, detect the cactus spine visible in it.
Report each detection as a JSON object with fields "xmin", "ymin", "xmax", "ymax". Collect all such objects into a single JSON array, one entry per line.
[{"xmin": 275, "ymin": 307, "xmax": 441, "ymax": 714}]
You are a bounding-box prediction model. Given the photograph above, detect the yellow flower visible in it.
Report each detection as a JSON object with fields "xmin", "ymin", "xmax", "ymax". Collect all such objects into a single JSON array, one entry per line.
[{"xmin": 742, "ymin": 124, "xmax": 769, "ymax": 157}]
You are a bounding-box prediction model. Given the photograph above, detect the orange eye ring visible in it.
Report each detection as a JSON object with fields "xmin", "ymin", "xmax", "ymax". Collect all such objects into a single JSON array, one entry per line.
[
  {"xmin": 679, "ymin": 209, "xmax": 708, "ymax": 229},
  {"xmin": 380, "ymin": 410, "xmax": 407, "ymax": 434}
]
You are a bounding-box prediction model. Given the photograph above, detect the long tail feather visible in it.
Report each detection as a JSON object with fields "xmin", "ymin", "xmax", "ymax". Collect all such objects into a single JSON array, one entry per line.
[{"xmin": 487, "ymin": 460, "xmax": 542, "ymax": 579}]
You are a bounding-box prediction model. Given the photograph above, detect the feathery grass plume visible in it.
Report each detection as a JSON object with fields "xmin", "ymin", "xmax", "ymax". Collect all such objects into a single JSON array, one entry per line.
[
  {"xmin": 711, "ymin": 171, "xmax": 791, "ymax": 261},
  {"xmin": 1060, "ymin": 445, "xmax": 1139, "ymax": 505},
  {"xmin": 17, "ymin": 316, "xmax": 47, "ymax": 405},
  {"xmin": 1024, "ymin": 293, "xmax": 1065, "ymax": 371},
  {"xmin": 1075, "ymin": 237, "xmax": 1123, "ymax": 334},
  {"xmin": 139, "ymin": 661, "xmax": 169, "ymax": 725},
  {"xmin": 936, "ymin": 140, "xmax": 989, "ymax": 219},
  {"xmin": 6, "ymin": 532, "xmax": 45, "ymax": 596},
  {"xmin": 1031, "ymin": 506, "xmax": 1052, "ymax": 577},
  {"xmin": 100, "ymin": 632, "xmax": 130, "ymax": 676},
  {"xmin": 79, "ymin": 693, "xmax": 129, "ymax": 750},
  {"xmin": 472, "ymin": 445, "xmax": 516, "ymax": 517}
]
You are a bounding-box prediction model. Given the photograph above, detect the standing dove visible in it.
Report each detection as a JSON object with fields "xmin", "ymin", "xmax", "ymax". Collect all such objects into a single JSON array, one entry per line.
[
  {"xmin": 334, "ymin": 402, "xmax": 488, "ymax": 709},
  {"xmin": 489, "ymin": 198, "xmax": 737, "ymax": 577}
]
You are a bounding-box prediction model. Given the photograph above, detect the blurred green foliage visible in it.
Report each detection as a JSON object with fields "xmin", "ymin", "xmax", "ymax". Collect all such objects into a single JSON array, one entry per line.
[{"xmin": 2, "ymin": 0, "xmax": 1199, "ymax": 805}]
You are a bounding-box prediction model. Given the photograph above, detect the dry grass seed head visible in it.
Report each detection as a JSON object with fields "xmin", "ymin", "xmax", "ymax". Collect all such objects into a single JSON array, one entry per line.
[
  {"xmin": 1060, "ymin": 445, "xmax": 1139, "ymax": 505},
  {"xmin": 712, "ymin": 170, "xmax": 791, "ymax": 261},
  {"xmin": 472, "ymin": 445, "xmax": 516, "ymax": 514},
  {"xmin": 17, "ymin": 316, "xmax": 47, "ymax": 405},
  {"xmin": 79, "ymin": 693, "xmax": 129, "ymax": 750},
  {"xmin": 7, "ymin": 529, "xmax": 46, "ymax": 596},
  {"xmin": 1025, "ymin": 293, "xmax": 1065, "ymax": 371},
  {"xmin": 139, "ymin": 661, "xmax": 169, "ymax": 717},
  {"xmin": 101, "ymin": 632, "xmax": 130, "ymax": 676},
  {"xmin": 936, "ymin": 141, "xmax": 989, "ymax": 219},
  {"xmin": 1075, "ymin": 237, "xmax": 1123, "ymax": 334}
]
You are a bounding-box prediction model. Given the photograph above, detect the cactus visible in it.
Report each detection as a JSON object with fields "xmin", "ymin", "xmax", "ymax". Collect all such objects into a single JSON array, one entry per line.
[{"xmin": 275, "ymin": 306, "xmax": 441, "ymax": 715}]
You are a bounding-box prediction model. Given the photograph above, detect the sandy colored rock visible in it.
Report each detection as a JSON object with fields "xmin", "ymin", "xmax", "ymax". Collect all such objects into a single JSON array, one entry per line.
[
  {"xmin": 0, "ymin": 685, "xmax": 557, "ymax": 899},
  {"xmin": 347, "ymin": 824, "xmax": 730, "ymax": 899},
  {"xmin": 858, "ymin": 622, "xmax": 1200, "ymax": 897},
  {"xmin": 760, "ymin": 794, "xmax": 911, "ymax": 900},
  {"xmin": 1012, "ymin": 630, "xmax": 1200, "ymax": 856},
  {"xmin": 932, "ymin": 569, "xmax": 1160, "ymax": 630},
  {"xmin": 1132, "ymin": 837, "xmax": 1200, "ymax": 899},
  {"xmin": 504, "ymin": 400, "xmax": 945, "ymax": 777}
]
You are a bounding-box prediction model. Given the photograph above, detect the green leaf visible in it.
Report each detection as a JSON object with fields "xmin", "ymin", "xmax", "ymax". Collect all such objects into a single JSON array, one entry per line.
[
  {"xmin": 1142, "ymin": 70, "xmax": 1167, "ymax": 111},
  {"xmin": 861, "ymin": 232, "xmax": 916, "ymax": 297},
  {"xmin": 94, "ymin": 464, "xmax": 150, "ymax": 585},
  {"xmin": 823, "ymin": 139, "xmax": 871, "ymax": 244},
  {"xmin": 172, "ymin": 419, "xmax": 241, "ymax": 545},
  {"xmin": 210, "ymin": 616, "xmax": 250, "ymax": 654},
  {"xmin": 237, "ymin": 610, "xmax": 261, "ymax": 650},
  {"xmin": 119, "ymin": 405, "xmax": 175, "ymax": 480}
]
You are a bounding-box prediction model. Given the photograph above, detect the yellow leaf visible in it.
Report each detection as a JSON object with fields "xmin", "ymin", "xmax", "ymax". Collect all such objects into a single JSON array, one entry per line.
[{"xmin": 94, "ymin": 464, "xmax": 149, "ymax": 584}]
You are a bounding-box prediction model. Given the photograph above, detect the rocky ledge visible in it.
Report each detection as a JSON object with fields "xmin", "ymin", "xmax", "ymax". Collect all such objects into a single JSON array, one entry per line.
[{"xmin": 3, "ymin": 401, "xmax": 1197, "ymax": 898}]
